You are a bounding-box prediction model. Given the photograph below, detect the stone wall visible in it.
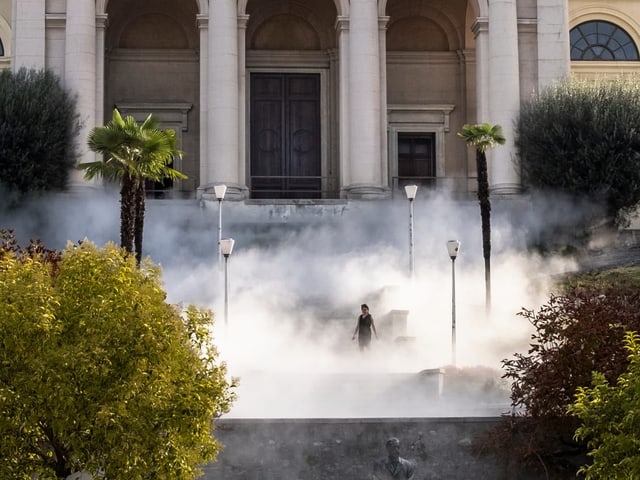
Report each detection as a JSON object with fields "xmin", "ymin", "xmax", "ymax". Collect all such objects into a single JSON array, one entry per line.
[{"xmin": 202, "ymin": 417, "xmax": 543, "ymax": 480}]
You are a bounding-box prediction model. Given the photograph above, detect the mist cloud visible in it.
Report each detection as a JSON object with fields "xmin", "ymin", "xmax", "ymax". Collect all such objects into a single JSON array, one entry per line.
[{"xmin": 0, "ymin": 188, "xmax": 582, "ymax": 418}]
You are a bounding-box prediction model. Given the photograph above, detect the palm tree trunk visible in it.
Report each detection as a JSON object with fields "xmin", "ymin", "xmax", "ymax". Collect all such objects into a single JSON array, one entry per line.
[
  {"xmin": 484, "ymin": 257, "xmax": 491, "ymax": 314},
  {"xmin": 133, "ymin": 181, "xmax": 145, "ymax": 266},
  {"xmin": 120, "ymin": 174, "xmax": 135, "ymax": 254},
  {"xmin": 477, "ymin": 150, "xmax": 492, "ymax": 315}
]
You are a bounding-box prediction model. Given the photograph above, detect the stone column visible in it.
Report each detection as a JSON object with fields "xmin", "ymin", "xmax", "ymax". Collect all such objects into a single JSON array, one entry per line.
[
  {"xmin": 345, "ymin": 0, "xmax": 386, "ymax": 199},
  {"xmin": 328, "ymin": 48, "xmax": 340, "ymax": 194},
  {"xmin": 378, "ymin": 16, "xmax": 389, "ymax": 187},
  {"xmin": 206, "ymin": 0, "xmax": 244, "ymax": 199},
  {"xmin": 96, "ymin": 13, "xmax": 107, "ymax": 127},
  {"xmin": 237, "ymin": 14, "xmax": 249, "ymax": 193},
  {"xmin": 537, "ymin": 0, "xmax": 570, "ymax": 90},
  {"xmin": 197, "ymin": 14, "xmax": 209, "ymax": 197},
  {"xmin": 336, "ymin": 16, "xmax": 350, "ymax": 189},
  {"xmin": 487, "ymin": 0, "xmax": 520, "ymax": 193},
  {"xmin": 472, "ymin": 17, "xmax": 489, "ymax": 123},
  {"xmin": 65, "ymin": 0, "xmax": 97, "ymax": 188},
  {"xmin": 471, "ymin": 18, "xmax": 489, "ymax": 193},
  {"xmin": 12, "ymin": 0, "xmax": 46, "ymax": 70}
]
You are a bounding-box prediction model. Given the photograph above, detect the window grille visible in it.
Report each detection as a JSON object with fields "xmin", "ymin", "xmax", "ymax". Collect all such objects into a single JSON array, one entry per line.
[{"xmin": 570, "ymin": 20, "xmax": 639, "ymax": 61}]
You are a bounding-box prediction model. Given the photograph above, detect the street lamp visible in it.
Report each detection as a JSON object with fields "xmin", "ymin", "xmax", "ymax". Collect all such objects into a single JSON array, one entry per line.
[
  {"xmin": 214, "ymin": 184, "xmax": 227, "ymax": 264},
  {"xmin": 447, "ymin": 240, "xmax": 461, "ymax": 366},
  {"xmin": 220, "ymin": 238, "xmax": 235, "ymax": 327},
  {"xmin": 404, "ymin": 185, "xmax": 418, "ymax": 278}
]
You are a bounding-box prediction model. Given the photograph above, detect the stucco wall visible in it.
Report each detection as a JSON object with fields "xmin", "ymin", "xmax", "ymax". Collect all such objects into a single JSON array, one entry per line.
[
  {"xmin": 202, "ymin": 417, "xmax": 544, "ymax": 480},
  {"xmin": 0, "ymin": 0, "xmax": 10, "ymax": 22},
  {"xmin": 105, "ymin": 52, "xmax": 200, "ymax": 190}
]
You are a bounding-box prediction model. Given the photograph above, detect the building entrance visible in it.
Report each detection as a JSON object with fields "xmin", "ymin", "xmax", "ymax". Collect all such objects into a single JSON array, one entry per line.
[{"xmin": 250, "ymin": 73, "xmax": 321, "ymax": 199}]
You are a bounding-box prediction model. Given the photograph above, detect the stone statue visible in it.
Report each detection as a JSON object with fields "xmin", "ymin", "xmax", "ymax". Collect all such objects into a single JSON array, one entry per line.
[{"xmin": 371, "ymin": 437, "xmax": 416, "ymax": 479}]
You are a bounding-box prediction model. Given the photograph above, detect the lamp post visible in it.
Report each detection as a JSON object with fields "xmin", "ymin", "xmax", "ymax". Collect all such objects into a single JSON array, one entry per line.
[
  {"xmin": 214, "ymin": 184, "xmax": 227, "ymax": 264},
  {"xmin": 404, "ymin": 185, "xmax": 418, "ymax": 278},
  {"xmin": 447, "ymin": 240, "xmax": 461, "ymax": 366},
  {"xmin": 220, "ymin": 238, "xmax": 235, "ymax": 327}
]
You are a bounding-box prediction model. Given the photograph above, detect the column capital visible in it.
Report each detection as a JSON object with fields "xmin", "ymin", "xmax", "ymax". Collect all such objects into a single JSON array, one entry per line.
[
  {"xmin": 238, "ymin": 14, "xmax": 249, "ymax": 30},
  {"xmin": 378, "ymin": 16, "xmax": 390, "ymax": 30},
  {"xmin": 96, "ymin": 13, "xmax": 108, "ymax": 30},
  {"xmin": 196, "ymin": 14, "xmax": 208, "ymax": 29},
  {"xmin": 335, "ymin": 16, "xmax": 349, "ymax": 32},
  {"xmin": 471, "ymin": 17, "xmax": 488, "ymax": 37}
]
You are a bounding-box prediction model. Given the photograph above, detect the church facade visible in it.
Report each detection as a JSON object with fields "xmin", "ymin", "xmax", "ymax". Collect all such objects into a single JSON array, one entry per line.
[{"xmin": 0, "ymin": 0, "xmax": 638, "ymax": 201}]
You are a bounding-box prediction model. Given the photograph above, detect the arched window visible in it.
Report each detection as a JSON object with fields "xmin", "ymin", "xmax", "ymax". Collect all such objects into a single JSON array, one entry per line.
[
  {"xmin": 570, "ymin": 20, "xmax": 639, "ymax": 60},
  {"xmin": 0, "ymin": 38, "xmax": 4, "ymax": 56}
]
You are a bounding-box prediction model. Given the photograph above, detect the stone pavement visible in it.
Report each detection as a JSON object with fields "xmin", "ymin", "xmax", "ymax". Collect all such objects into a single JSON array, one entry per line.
[
  {"xmin": 577, "ymin": 242, "xmax": 640, "ymax": 271},
  {"xmin": 203, "ymin": 417, "xmax": 544, "ymax": 480}
]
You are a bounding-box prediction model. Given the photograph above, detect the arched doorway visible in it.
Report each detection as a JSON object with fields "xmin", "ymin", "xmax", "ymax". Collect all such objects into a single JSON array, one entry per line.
[
  {"xmin": 105, "ymin": 0, "xmax": 200, "ymax": 197},
  {"xmin": 385, "ymin": 0, "xmax": 472, "ymax": 194},
  {"xmin": 245, "ymin": 0, "xmax": 338, "ymax": 199}
]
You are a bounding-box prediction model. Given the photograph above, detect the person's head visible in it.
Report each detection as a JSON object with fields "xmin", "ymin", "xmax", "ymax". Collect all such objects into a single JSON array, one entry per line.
[
  {"xmin": 386, "ymin": 437, "xmax": 400, "ymax": 460},
  {"xmin": 361, "ymin": 304, "xmax": 369, "ymax": 314}
]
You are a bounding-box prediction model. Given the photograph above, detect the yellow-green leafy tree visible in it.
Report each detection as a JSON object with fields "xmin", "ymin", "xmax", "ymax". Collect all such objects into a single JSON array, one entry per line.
[
  {"xmin": 570, "ymin": 331, "xmax": 640, "ymax": 479},
  {"xmin": 0, "ymin": 234, "xmax": 235, "ymax": 479}
]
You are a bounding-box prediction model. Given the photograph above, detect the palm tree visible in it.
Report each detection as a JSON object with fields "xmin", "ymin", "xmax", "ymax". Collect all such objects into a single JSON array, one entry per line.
[
  {"xmin": 79, "ymin": 108, "xmax": 186, "ymax": 264},
  {"xmin": 457, "ymin": 123, "xmax": 505, "ymax": 315}
]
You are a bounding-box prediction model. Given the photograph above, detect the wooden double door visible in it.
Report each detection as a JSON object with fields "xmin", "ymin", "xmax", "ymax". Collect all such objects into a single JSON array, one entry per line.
[{"xmin": 250, "ymin": 73, "xmax": 321, "ymax": 199}]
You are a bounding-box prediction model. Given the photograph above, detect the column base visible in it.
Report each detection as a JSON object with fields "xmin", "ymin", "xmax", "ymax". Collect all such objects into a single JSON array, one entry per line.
[
  {"xmin": 342, "ymin": 184, "xmax": 391, "ymax": 200},
  {"xmin": 489, "ymin": 182, "xmax": 522, "ymax": 195},
  {"xmin": 197, "ymin": 182, "xmax": 249, "ymax": 202}
]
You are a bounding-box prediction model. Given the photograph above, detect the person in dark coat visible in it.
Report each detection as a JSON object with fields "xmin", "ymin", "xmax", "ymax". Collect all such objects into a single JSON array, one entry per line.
[{"xmin": 352, "ymin": 303, "xmax": 378, "ymax": 351}]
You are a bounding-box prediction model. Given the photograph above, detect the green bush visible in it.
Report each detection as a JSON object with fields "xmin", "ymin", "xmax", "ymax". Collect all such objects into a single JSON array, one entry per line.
[
  {"xmin": 0, "ymin": 68, "xmax": 79, "ymax": 198},
  {"xmin": 478, "ymin": 282, "xmax": 640, "ymax": 478},
  {"xmin": 516, "ymin": 78, "xmax": 640, "ymax": 227}
]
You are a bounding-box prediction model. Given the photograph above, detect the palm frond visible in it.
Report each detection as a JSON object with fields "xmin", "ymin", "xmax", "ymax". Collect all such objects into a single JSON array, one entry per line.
[
  {"xmin": 458, "ymin": 123, "xmax": 506, "ymax": 153},
  {"xmin": 86, "ymin": 108, "xmax": 187, "ymax": 184}
]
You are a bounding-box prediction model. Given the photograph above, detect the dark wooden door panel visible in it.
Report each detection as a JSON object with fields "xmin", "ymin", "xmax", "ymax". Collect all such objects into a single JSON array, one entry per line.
[
  {"xmin": 251, "ymin": 75, "xmax": 285, "ymax": 196},
  {"xmin": 253, "ymin": 100, "xmax": 283, "ymax": 176},
  {"xmin": 251, "ymin": 73, "xmax": 320, "ymax": 198}
]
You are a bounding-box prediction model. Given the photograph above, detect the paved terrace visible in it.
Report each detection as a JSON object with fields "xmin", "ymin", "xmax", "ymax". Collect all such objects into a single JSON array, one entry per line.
[{"xmin": 203, "ymin": 417, "xmax": 543, "ymax": 480}]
